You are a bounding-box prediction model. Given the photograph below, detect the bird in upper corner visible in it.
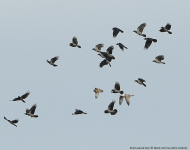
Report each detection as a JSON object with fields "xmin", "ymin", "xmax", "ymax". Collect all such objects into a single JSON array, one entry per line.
[
  {"xmin": 135, "ymin": 78, "xmax": 146, "ymax": 87},
  {"xmin": 116, "ymin": 43, "xmax": 128, "ymax": 51},
  {"xmin": 111, "ymin": 82, "xmax": 123, "ymax": 94},
  {"xmin": 153, "ymin": 55, "xmax": 165, "ymax": 64},
  {"xmin": 133, "ymin": 23, "xmax": 146, "ymax": 37},
  {"xmin": 119, "ymin": 91, "xmax": 134, "ymax": 106},
  {"xmin": 93, "ymin": 88, "xmax": 103, "ymax": 99},
  {"xmin": 72, "ymin": 109, "xmax": 87, "ymax": 115},
  {"xmin": 10, "ymin": 91, "xmax": 30, "ymax": 103},
  {"xmin": 104, "ymin": 100, "xmax": 117, "ymax": 115},
  {"xmin": 144, "ymin": 38, "xmax": 157, "ymax": 49},
  {"xmin": 4, "ymin": 117, "xmax": 19, "ymax": 127},
  {"xmin": 70, "ymin": 36, "xmax": 81, "ymax": 48},
  {"xmin": 92, "ymin": 44, "xmax": 104, "ymax": 52},
  {"xmin": 25, "ymin": 104, "xmax": 38, "ymax": 118},
  {"xmin": 47, "ymin": 56, "xmax": 59, "ymax": 67},
  {"xmin": 159, "ymin": 23, "xmax": 172, "ymax": 34},
  {"xmin": 112, "ymin": 27, "xmax": 123, "ymax": 38}
]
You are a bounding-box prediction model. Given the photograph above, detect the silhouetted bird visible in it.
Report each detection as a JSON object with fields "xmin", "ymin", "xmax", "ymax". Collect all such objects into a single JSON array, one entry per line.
[
  {"xmin": 116, "ymin": 43, "xmax": 128, "ymax": 51},
  {"xmin": 47, "ymin": 56, "xmax": 59, "ymax": 67},
  {"xmin": 70, "ymin": 36, "xmax": 81, "ymax": 48},
  {"xmin": 135, "ymin": 78, "xmax": 146, "ymax": 87},
  {"xmin": 119, "ymin": 91, "xmax": 134, "ymax": 106},
  {"xmin": 4, "ymin": 117, "xmax": 19, "ymax": 127},
  {"xmin": 92, "ymin": 44, "xmax": 104, "ymax": 52},
  {"xmin": 11, "ymin": 91, "xmax": 30, "ymax": 103},
  {"xmin": 112, "ymin": 27, "xmax": 123, "ymax": 38},
  {"xmin": 72, "ymin": 109, "xmax": 87, "ymax": 115},
  {"xmin": 144, "ymin": 38, "xmax": 157, "ymax": 49},
  {"xmin": 104, "ymin": 100, "xmax": 117, "ymax": 115},
  {"xmin": 111, "ymin": 82, "xmax": 122, "ymax": 93},
  {"xmin": 98, "ymin": 46, "xmax": 115, "ymax": 60},
  {"xmin": 159, "ymin": 23, "xmax": 172, "ymax": 34},
  {"xmin": 133, "ymin": 23, "xmax": 146, "ymax": 37},
  {"xmin": 25, "ymin": 104, "xmax": 38, "ymax": 118},
  {"xmin": 99, "ymin": 57, "xmax": 112, "ymax": 68},
  {"xmin": 153, "ymin": 55, "xmax": 165, "ymax": 64},
  {"xmin": 94, "ymin": 88, "xmax": 103, "ymax": 99}
]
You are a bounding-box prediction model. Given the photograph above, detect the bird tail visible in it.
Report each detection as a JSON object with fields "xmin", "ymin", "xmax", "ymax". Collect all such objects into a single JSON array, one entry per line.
[
  {"xmin": 53, "ymin": 64, "xmax": 57, "ymax": 67},
  {"xmin": 142, "ymin": 34, "xmax": 146, "ymax": 37},
  {"xmin": 83, "ymin": 112, "xmax": 87, "ymax": 114},
  {"xmin": 104, "ymin": 110, "xmax": 109, "ymax": 113},
  {"xmin": 143, "ymin": 83, "xmax": 146, "ymax": 87},
  {"xmin": 100, "ymin": 89, "xmax": 103, "ymax": 92},
  {"xmin": 168, "ymin": 31, "xmax": 172, "ymax": 34},
  {"xmin": 152, "ymin": 39, "xmax": 157, "ymax": 43},
  {"xmin": 162, "ymin": 62, "xmax": 165, "ymax": 64},
  {"xmin": 22, "ymin": 100, "xmax": 26, "ymax": 103},
  {"xmin": 120, "ymin": 30, "xmax": 124, "ymax": 33},
  {"xmin": 33, "ymin": 115, "xmax": 38, "ymax": 118},
  {"xmin": 77, "ymin": 45, "xmax": 81, "ymax": 48}
]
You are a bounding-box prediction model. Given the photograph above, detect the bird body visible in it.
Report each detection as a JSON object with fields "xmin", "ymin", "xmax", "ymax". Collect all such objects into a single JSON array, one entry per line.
[
  {"xmin": 153, "ymin": 55, "xmax": 165, "ymax": 64},
  {"xmin": 47, "ymin": 56, "xmax": 59, "ymax": 67},
  {"xmin": 144, "ymin": 38, "xmax": 157, "ymax": 49},
  {"xmin": 72, "ymin": 109, "xmax": 87, "ymax": 115},
  {"xmin": 25, "ymin": 104, "xmax": 38, "ymax": 118},
  {"xmin": 134, "ymin": 23, "xmax": 146, "ymax": 37},
  {"xmin": 94, "ymin": 88, "xmax": 103, "ymax": 99},
  {"xmin": 159, "ymin": 23, "xmax": 172, "ymax": 34},
  {"xmin": 70, "ymin": 36, "xmax": 81, "ymax": 48},
  {"xmin": 4, "ymin": 117, "xmax": 19, "ymax": 127},
  {"xmin": 135, "ymin": 78, "xmax": 146, "ymax": 87},
  {"xmin": 112, "ymin": 27, "xmax": 123, "ymax": 37}
]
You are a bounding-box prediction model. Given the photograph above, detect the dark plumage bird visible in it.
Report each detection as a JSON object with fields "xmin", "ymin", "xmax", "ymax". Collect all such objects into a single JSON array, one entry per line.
[
  {"xmin": 159, "ymin": 23, "xmax": 172, "ymax": 34},
  {"xmin": 98, "ymin": 46, "xmax": 115, "ymax": 60},
  {"xmin": 112, "ymin": 27, "xmax": 123, "ymax": 38},
  {"xmin": 111, "ymin": 82, "xmax": 122, "ymax": 94},
  {"xmin": 93, "ymin": 88, "xmax": 103, "ymax": 99},
  {"xmin": 119, "ymin": 91, "xmax": 134, "ymax": 106},
  {"xmin": 104, "ymin": 100, "xmax": 117, "ymax": 115},
  {"xmin": 144, "ymin": 38, "xmax": 157, "ymax": 49},
  {"xmin": 133, "ymin": 23, "xmax": 146, "ymax": 37},
  {"xmin": 4, "ymin": 117, "xmax": 19, "ymax": 127},
  {"xmin": 11, "ymin": 91, "xmax": 30, "ymax": 103},
  {"xmin": 153, "ymin": 55, "xmax": 165, "ymax": 64},
  {"xmin": 116, "ymin": 43, "xmax": 128, "ymax": 51},
  {"xmin": 47, "ymin": 56, "xmax": 59, "ymax": 67},
  {"xmin": 99, "ymin": 57, "xmax": 112, "ymax": 68},
  {"xmin": 70, "ymin": 36, "xmax": 81, "ymax": 48},
  {"xmin": 25, "ymin": 104, "xmax": 38, "ymax": 118},
  {"xmin": 92, "ymin": 44, "xmax": 104, "ymax": 52},
  {"xmin": 72, "ymin": 109, "xmax": 87, "ymax": 115},
  {"xmin": 135, "ymin": 78, "xmax": 146, "ymax": 87}
]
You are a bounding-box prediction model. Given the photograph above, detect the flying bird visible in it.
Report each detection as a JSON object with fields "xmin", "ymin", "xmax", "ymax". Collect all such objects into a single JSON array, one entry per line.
[
  {"xmin": 159, "ymin": 23, "xmax": 172, "ymax": 34},
  {"xmin": 98, "ymin": 46, "xmax": 115, "ymax": 60},
  {"xmin": 4, "ymin": 117, "xmax": 19, "ymax": 127},
  {"xmin": 119, "ymin": 91, "xmax": 134, "ymax": 106},
  {"xmin": 72, "ymin": 109, "xmax": 87, "ymax": 115},
  {"xmin": 70, "ymin": 36, "xmax": 81, "ymax": 48},
  {"xmin": 99, "ymin": 57, "xmax": 112, "ymax": 68},
  {"xmin": 92, "ymin": 44, "xmax": 104, "ymax": 52},
  {"xmin": 133, "ymin": 23, "xmax": 146, "ymax": 37},
  {"xmin": 116, "ymin": 43, "xmax": 128, "ymax": 51},
  {"xmin": 104, "ymin": 100, "xmax": 117, "ymax": 115},
  {"xmin": 47, "ymin": 56, "xmax": 59, "ymax": 67},
  {"xmin": 10, "ymin": 91, "xmax": 30, "ymax": 103},
  {"xmin": 152, "ymin": 55, "xmax": 165, "ymax": 64},
  {"xmin": 93, "ymin": 88, "xmax": 103, "ymax": 99},
  {"xmin": 112, "ymin": 27, "xmax": 123, "ymax": 38},
  {"xmin": 25, "ymin": 104, "xmax": 38, "ymax": 118},
  {"xmin": 135, "ymin": 78, "xmax": 146, "ymax": 87},
  {"xmin": 144, "ymin": 38, "xmax": 157, "ymax": 49},
  {"xmin": 111, "ymin": 82, "xmax": 122, "ymax": 94}
]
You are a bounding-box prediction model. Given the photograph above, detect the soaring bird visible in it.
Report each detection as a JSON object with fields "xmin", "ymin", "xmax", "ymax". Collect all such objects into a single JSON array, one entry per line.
[
  {"xmin": 4, "ymin": 117, "xmax": 19, "ymax": 127},
  {"xmin": 159, "ymin": 23, "xmax": 172, "ymax": 34},
  {"xmin": 111, "ymin": 82, "xmax": 122, "ymax": 94},
  {"xmin": 92, "ymin": 44, "xmax": 104, "ymax": 52},
  {"xmin": 153, "ymin": 55, "xmax": 165, "ymax": 64},
  {"xmin": 47, "ymin": 56, "xmax": 59, "ymax": 67},
  {"xmin": 104, "ymin": 100, "xmax": 117, "ymax": 115},
  {"xmin": 116, "ymin": 43, "xmax": 128, "ymax": 51},
  {"xmin": 72, "ymin": 109, "xmax": 87, "ymax": 115},
  {"xmin": 112, "ymin": 27, "xmax": 123, "ymax": 38},
  {"xmin": 133, "ymin": 23, "xmax": 146, "ymax": 37},
  {"xmin": 25, "ymin": 104, "xmax": 38, "ymax": 118},
  {"xmin": 119, "ymin": 91, "xmax": 134, "ymax": 106},
  {"xmin": 11, "ymin": 91, "xmax": 30, "ymax": 103},
  {"xmin": 135, "ymin": 78, "xmax": 146, "ymax": 87},
  {"xmin": 144, "ymin": 38, "xmax": 157, "ymax": 49},
  {"xmin": 70, "ymin": 36, "xmax": 81, "ymax": 48},
  {"xmin": 93, "ymin": 88, "xmax": 103, "ymax": 99}
]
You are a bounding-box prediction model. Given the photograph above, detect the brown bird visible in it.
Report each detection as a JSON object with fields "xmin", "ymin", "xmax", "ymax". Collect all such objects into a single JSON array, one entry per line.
[{"xmin": 93, "ymin": 88, "xmax": 103, "ymax": 99}]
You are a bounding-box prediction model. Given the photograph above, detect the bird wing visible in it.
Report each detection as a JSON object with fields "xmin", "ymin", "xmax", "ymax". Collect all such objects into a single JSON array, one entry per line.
[
  {"xmin": 95, "ymin": 92, "xmax": 99, "ymax": 99},
  {"xmin": 115, "ymin": 82, "xmax": 120, "ymax": 91},
  {"xmin": 106, "ymin": 46, "xmax": 114, "ymax": 54},
  {"xmin": 51, "ymin": 56, "xmax": 59, "ymax": 63},
  {"xmin": 108, "ymin": 100, "xmax": 115, "ymax": 110},
  {"xmin": 113, "ymin": 28, "xmax": 119, "ymax": 37},
  {"xmin": 119, "ymin": 96, "xmax": 124, "ymax": 105},
  {"xmin": 100, "ymin": 59, "xmax": 108, "ymax": 68},
  {"xmin": 11, "ymin": 119, "xmax": 19, "ymax": 124},
  {"xmin": 144, "ymin": 40, "xmax": 152, "ymax": 49},
  {"xmin": 138, "ymin": 78, "xmax": 146, "ymax": 82},
  {"xmin": 96, "ymin": 44, "xmax": 104, "ymax": 50},
  {"xmin": 21, "ymin": 91, "xmax": 30, "ymax": 99},
  {"xmin": 137, "ymin": 23, "xmax": 146, "ymax": 33},
  {"xmin": 30, "ymin": 104, "xmax": 37, "ymax": 114},
  {"xmin": 165, "ymin": 23, "xmax": 171, "ymax": 30},
  {"xmin": 72, "ymin": 37, "xmax": 78, "ymax": 45},
  {"xmin": 124, "ymin": 94, "xmax": 130, "ymax": 106},
  {"xmin": 12, "ymin": 97, "xmax": 21, "ymax": 101},
  {"xmin": 4, "ymin": 116, "xmax": 8, "ymax": 121},
  {"xmin": 156, "ymin": 55, "xmax": 164, "ymax": 61}
]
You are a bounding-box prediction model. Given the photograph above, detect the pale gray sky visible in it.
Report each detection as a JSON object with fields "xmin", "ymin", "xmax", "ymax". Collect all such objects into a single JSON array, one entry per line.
[{"xmin": 1, "ymin": 0, "xmax": 189, "ymax": 149}]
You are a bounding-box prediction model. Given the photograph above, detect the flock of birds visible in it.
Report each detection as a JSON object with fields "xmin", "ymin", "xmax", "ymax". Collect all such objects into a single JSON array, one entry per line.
[{"xmin": 4, "ymin": 23, "xmax": 172, "ymax": 127}]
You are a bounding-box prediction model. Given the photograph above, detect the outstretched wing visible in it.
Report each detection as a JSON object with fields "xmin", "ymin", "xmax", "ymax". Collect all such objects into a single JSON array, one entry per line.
[
  {"xmin": 138, "ymin": 78, "xmax": 146, "ymax": 82},
  {"xmin": 51, "ymin": 56, "xmax": 59, "ymax": 63},
  {"xmin": 96, "ymin": 44, "xmax": 104, "ymax": 50},
  {"xmin": 72, "ymin": 36, "xmax": 78, "ymax": 45},
  {"xmin": 106, "ymin": 46, "xmax": 114, "ymax": 54},
  {"xmin": 137, "ymin": 23, "xmax": 146, "ymax": 33},
  {"xmin": 115, "ymin": 82, "xmax": 120, "ymax": 91},
  {"xmin": 165, "ymin": 23, "xmax": 171, "ymax": 30},
  {"xmin": 156, "ymin": 55, "xmax": 164, "ymax": 61},
  {"xmin": 124, "ymin": 94, "xmax": 130, "ymax": 106},
  {"xmin": 100, "ymin": 59, "xmax": 108, "ymax": 68},
  {"xmin": 119, "ymin": 96, "xmax": 124, "ymax": 105},
  {"xmin": 108, "ymin": 100, "xmax": 115, "ymax": 110},
  {"xmin": 11, "ymin": 119, "xmax": 19, "ymax": 124},
  {"xmin": 30, "ymin": 104, "xmax": 37, "ymax": 114},
  {"xmin": 21, "ymin": 91, "xmax": 30, "ymax": 99},
  {"xmin": 144, "ymin": 40, "xmax": 152, "ymax": 49}
]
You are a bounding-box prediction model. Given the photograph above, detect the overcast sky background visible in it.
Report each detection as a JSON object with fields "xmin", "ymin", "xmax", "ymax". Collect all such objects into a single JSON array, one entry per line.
[{"xmin": 0, "ymin": 0, "xmax": 190, "ymax": 149}]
